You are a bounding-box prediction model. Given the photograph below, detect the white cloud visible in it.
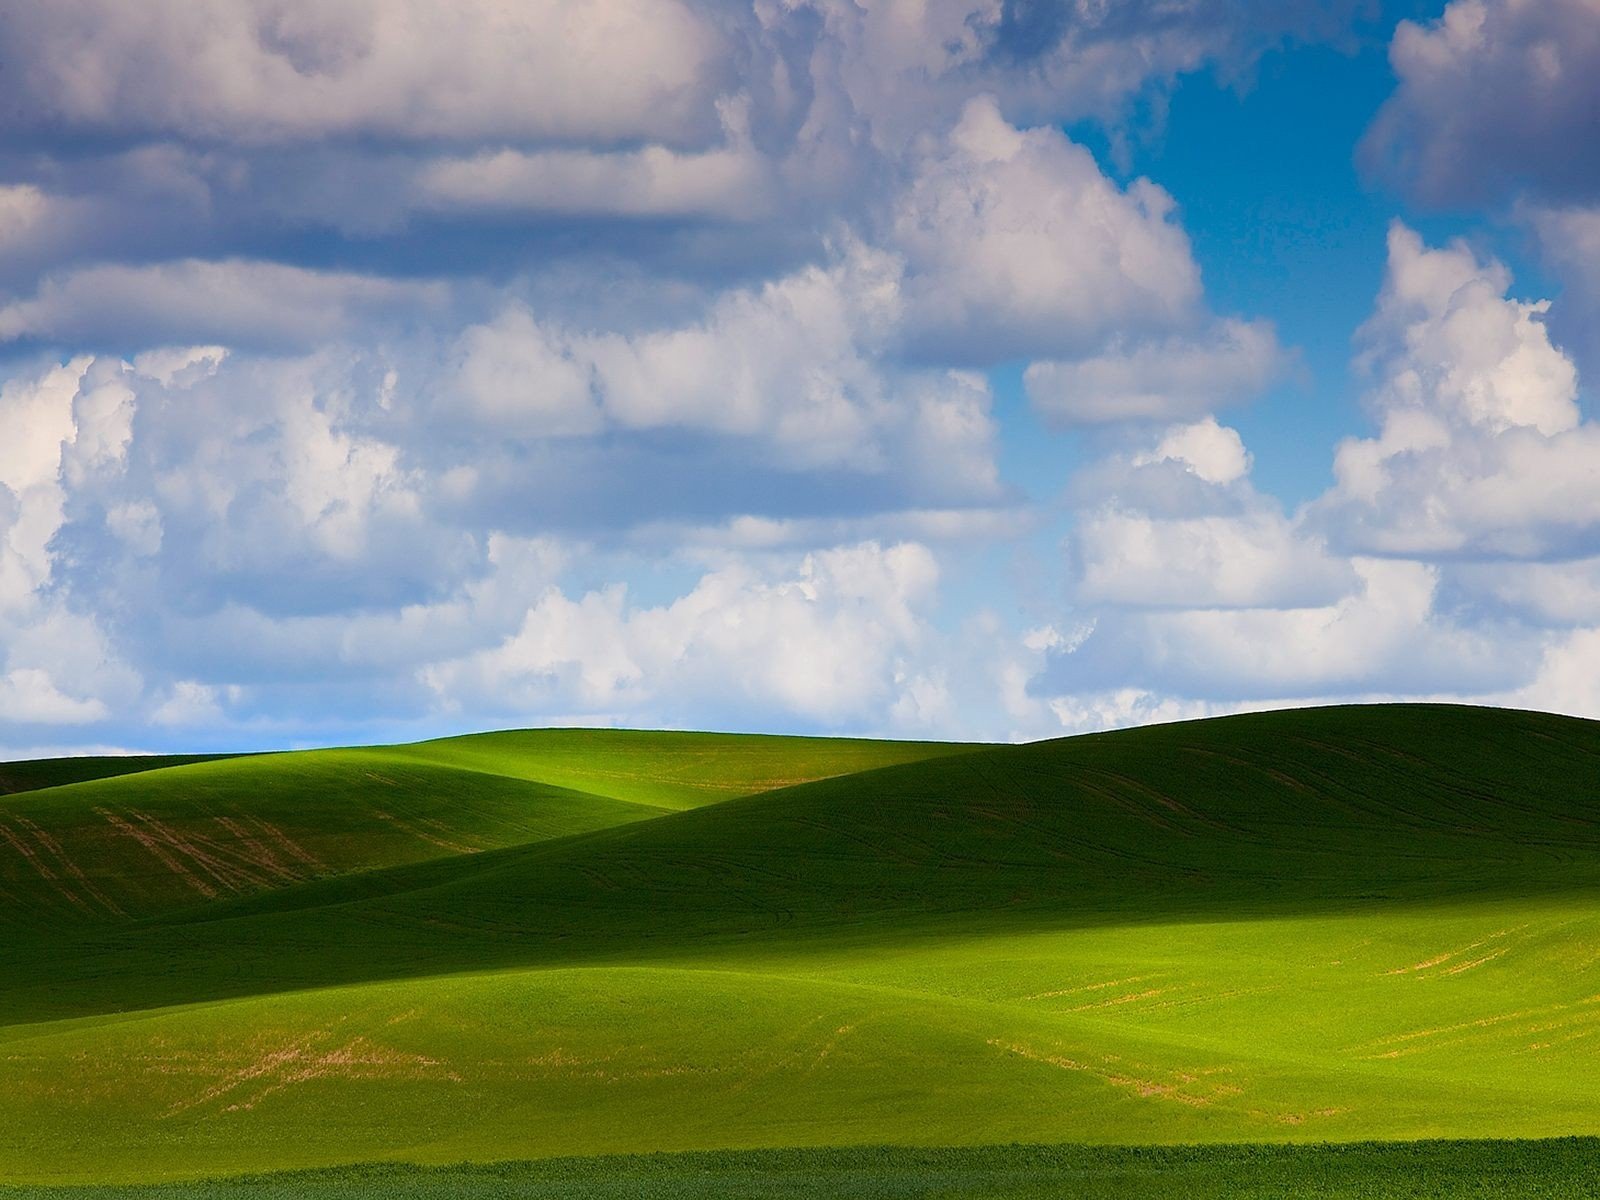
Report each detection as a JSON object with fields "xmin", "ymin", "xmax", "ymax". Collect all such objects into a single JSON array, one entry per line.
[
  {"xmin": 148, "ymin": 681, "xmax": 226, "ymax": 728},
  {"xmin": 0, "ymin": 0, "xmax": 1358, "ymax": 287},
  {"xmin": 449, "ymin": 308, "xmax": 602, "ymax": 438},
  {"xmin": 1044, "ymin": 689, "xmax": 1252, "ymax": 737},
  {"xmin": 35, "ymin": 349, "xmax": 477, "ymax": 629},
  {"xmin": 0, "ymin": 2, "xmax": 1387, "ymax": 748},
  {"xmin": 1449, "ymin": 556, "xmax": 1600, "ymax": 626},
  {"xmin": 2, "ymin": 0, "xmax": 729, "ymax": 146},
  {"xmin": 1505, "ymin": 626, "xmax": 1600, "ymax": 720},
  {"xmin": 0, "ymin": 668, "xmax": 108, "ymax": 725},
  {"xmin": 625, "ymin": 507, "xmax": 1030, "ymax": 554},
  {"xmin": 451, "ymin": 243, "xmax": 1002, "ymax": 486},
  {"xmin": 0, "ymin": 307, "xmax": 1005, "ymax": 741},
  {"xmin": 1357, "ymin": 223, "xmax": 1577, "ymax": 436},
  {"xmin": 1527, "ymin": 203, "xmax": 1600, "ymax": 373},
  {"xmin": 815, "ymin": 0, "xmax": 1353, "ymax": 153},
  {"xmin": 424, "ymin": 541, "xmax": 943, "ymax": 726},
  {"xmin": 1074, "ymin": 508, "xmax": 1353, "ymax": 611},
  {"xmin": 1024, "ymin": 318, "xmax": 1284, "ymax": 425},
  {"xmin": 1055, "ymin": 557, "xmax": 1528, "ymax": 701},
  {"xmin": 1312, "ymin": 223, "xmax": 1599, "ymax": 559},
  {"xmin": 1363, "ymin": 0, "xmax": 1600, "ymax": 206},
  {"xmin": 0, "ymin": 185, "xmax": 102, "ymax": 280},
  {"xmin": 416, "ymin": 136, "xmax": 773, "ymax": 223},
  {"xmin": 0, "ymin": 357, "xmax": 82, "ymax": 498},
  {"xmin": 1029, "ymin": 219, "xmax": 1600, "ymax": 724},
  {"xmin": 1066, "ymin": 418, "xmax": 1354, "ymax": 611},
  {"xmin": 0, "ymin": 260, "xmax": 447, "ymax": 350},
  {"xmin": 1132, "ymin": 416, "xmax": 1252, "ymax": 485},
  {"xmin": 893, "ymin": 96, "xmax": 1202, "ymax": 362},
  {"xmin": 583, "ymin": 243, "xmax": 906, "ymax": 455}
]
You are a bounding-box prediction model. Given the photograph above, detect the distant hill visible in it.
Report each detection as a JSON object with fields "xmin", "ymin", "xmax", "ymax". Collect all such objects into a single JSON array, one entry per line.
[{"xmin": 3, "ymin": 705, "xmax": 1599, "ymax": 1186}]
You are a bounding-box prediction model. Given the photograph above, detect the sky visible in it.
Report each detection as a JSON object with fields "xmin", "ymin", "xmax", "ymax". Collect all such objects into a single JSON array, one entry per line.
[{"xmin": 4, "ymin": 0, "xmax": 1600, "ymax": 755}]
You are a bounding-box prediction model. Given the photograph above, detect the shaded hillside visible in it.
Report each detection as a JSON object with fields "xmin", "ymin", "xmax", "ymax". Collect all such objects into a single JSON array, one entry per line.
[
  {"xmin": 0, "ymin": 755, "xmax": 237, "ymax": 797},
  {"xmin": 0, "ymin": 731, "xmax": 970, "ymax": 928},
  {"xmin": 5, "ymin": 705, "xmax": 1599, "ymax": 1022}
]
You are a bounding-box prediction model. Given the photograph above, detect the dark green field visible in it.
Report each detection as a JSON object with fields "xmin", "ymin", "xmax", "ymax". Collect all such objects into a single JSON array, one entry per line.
[
  {"xmin": 7, "ymin": 1142, "xmax": 1600, "ymax": 1199},
  {"xmin": 3, "ymin": 705, "xmax": 1600, "ymax": 1194}
]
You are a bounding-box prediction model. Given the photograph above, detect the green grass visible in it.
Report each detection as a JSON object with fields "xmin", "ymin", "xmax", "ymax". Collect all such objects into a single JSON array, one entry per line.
[
  {"xmin": 0, "ymin": 754, "xmax": 239, "ymax": 797},
  {"xmin": 6, "ymin": 1142, "xmax": 1599, "ymax": 1199},
  {"xmin": 0, "ymin": 730, "xmax": 968, "ymax": 927},
  {"xmin": 2, "ymin": 705, "xmax": 1599, "ymax": 1189}
]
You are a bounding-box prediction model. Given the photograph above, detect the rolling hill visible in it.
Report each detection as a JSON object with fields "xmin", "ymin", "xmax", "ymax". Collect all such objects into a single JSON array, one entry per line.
[{"xmin": 2, "ymin": 705, "xmax": 1599, "ymax": 1191}]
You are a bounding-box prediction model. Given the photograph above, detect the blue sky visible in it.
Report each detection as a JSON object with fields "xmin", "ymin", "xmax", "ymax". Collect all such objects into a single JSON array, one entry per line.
[{"xmin": 3, "ymin": 0, "xmax": 1600, "ymax": 754}]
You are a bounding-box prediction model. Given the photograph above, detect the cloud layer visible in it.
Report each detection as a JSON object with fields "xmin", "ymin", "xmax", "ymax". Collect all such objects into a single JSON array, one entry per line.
[{"xmin": 6, "ymin": 1, "xmax": 1600, "ymax": 753}]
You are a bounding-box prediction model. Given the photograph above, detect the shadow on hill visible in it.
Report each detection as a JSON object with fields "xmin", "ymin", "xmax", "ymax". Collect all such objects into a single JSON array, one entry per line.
[
  {"xmin": 0, "ymin": 755, "xmax": 243, "ymax": 797},
  {"xmin": 5, "ymin": 704, "xmax": 1600, "ymax": 1024}
]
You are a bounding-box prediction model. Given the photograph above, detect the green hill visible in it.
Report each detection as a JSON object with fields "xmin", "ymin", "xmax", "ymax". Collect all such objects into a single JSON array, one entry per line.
[
  {"xmin": 2, "ymin": 705, "xmax": 1599, "ymax": 1189},
  {"xmin": 0, "ymin": 730, "xmax": 969, "ymax": 928},
  {"xmin": 0, "ymin": 754, "xmax": 237, "ymax": 797}
]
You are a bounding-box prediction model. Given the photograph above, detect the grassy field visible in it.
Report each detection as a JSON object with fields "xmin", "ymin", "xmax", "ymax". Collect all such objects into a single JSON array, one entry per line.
[
  {"xmin": 6, "ymin": 1142, "xmax": 1600, "ymax": 1199},
  {"xmin": 2, "ymin": 705, "xmax": 1599, "ymax": 1191}
]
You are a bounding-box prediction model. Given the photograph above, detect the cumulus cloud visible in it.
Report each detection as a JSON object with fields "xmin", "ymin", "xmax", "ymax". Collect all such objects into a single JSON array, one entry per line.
[
  {"xmin": 1132, "ymin": 417, "xmax": 1254, "ymax": 485},
  {"xmin": 1048, "ymin": 557, "xmax": 1529, "ymax": 701},
  {"xmin": 0, "ymin": 0, "xmax": 729, "ymax": 146},
  {"xmin": 0, "ymin": 0, "xmax": 1354, "ymax": 289},
  {"xmin": 819, "ymin": 0, "xmax": 1360, "ymax": 150},
  {"xmin": 1065, "ymin": 417, "xmax": 1354, "ymax": 611},
  {"xmin": 423, "ymin": 542, "xmax": 945, "ymax": 727},
  {"xmin": 1073, "ymin": 508, "xmax": 1353, "ymax": 611},
  {"xmin": 3, "ymin": 342, "xmax": 972, "ymax": 739},
  {"xmin": 1363, "ymin": 0, "xmax": 1600, "ymax": 207},
  {"xmin": 21, "ymin": 351, "xmax": 477, "ymax": 640},
  {"xmin": 1355, "ymin": 223, "xmax": 1578, "ymax": 436},
  {"xmin": 1448, "ymin": 557, "xmax": 1600, "ymax": 627},
  {"xmin": 0, "ymin": 281, "xmax": 1005, "ymax": 740},
  {"xmin": 0, "ymin": 185, "xmax": 108, "ymax": 286},
  {"xmin": 0, "ymin": 0, "xmax": 1397, "ymax": 749},
  {"xmin": 1525, "ymin": 203, "xmax": 1600, "ymax": 373},
  {"xmin": 448, "ymin": 243, "xmax": 1002, "ymax": 486},
  {"xmin": 1038, "ymin": 688, "xmax": 1253, "ymax": 738},
  {"xmin": 1311, "ymin": 223, "xmax": 1599, "ymax": 559},
  {"xmin": 0, "ymin": 667, "xmax": 110, "ymax": 725},
  {"xmin": 0, "ymin": 360, "xmax": 144, "ymax": 733},
  {"xmin": 1024, "ymin": 318, "xmax": 1285, "ymax": 425},
  {"xmin": 0, "ymin": 260, "xmax": 448, "ymax": 352},
  {"xmin": 894, "ymin": 96, "xmax": 1202, "ymax": 362},
  {"xmin": 449, "ymin": 309, "xmax": 603, "ymax": 439},
  {"xmin": 1029, "ymin": 220, "xmax": 1600, "ymax": 729},
  {"xmin": 1505, "ymin": 627, "xmax": 1600, "ymax": 720},
  {"xmin": 415, "ymin": 128, "xmax": 774, "ymax": 222}
]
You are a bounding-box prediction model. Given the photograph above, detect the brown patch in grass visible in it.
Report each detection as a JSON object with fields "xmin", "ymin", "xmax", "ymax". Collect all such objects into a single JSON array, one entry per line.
[
  {"xmin": 0, "ymin": 818, "xmax": 94, "ymax": 914},
  {"xmin": 166, "ymin": 1031, "xmax": 459, "ymax": 1117},
  {"xmin": 241, "ymin": 816, "xmax": 326, "ymax": 871},
  {"xmin": 1382, "ymin": 926, "xmax": 1527, "ymax": 976},
  {"xmin": 95, "ymin": 809, "xmax": 219, "ymax": 898},
  {"xmin": 1023, "ymin": 975, "xmax": 1161, "ymax": 1002},
  {"xmin": 127, "ymin": 812, "xmax": 275, "ymax": 892},
  {"xmin": 211, "ymin": 817, "xmax": 304, "ymax": 883},
  {"xmin": 1355, "ymin": 993, "xmax": 1600, "ymax": 1060},
  {"xmin": 371, "ymin": 810, "xmax": 480, "ymax": 855},
  {"xmin": 987, "ymin": 1038, "xmax": 1233, "ymax": 1108},
  {"xmin": 1442, "ymin": 948, "xmax": 1510, "ymax": 975},
  {"xmin": 1064, "ymin": 988, "xmax": 1175, "ymax": 1013},
  {"xmin": 10, "ymin": 814, "xmax": 126, "ymax": 917}
]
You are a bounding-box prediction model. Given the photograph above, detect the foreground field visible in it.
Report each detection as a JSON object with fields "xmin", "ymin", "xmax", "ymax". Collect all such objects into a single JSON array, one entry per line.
[
  {"xmin": 2, "ymin": 705, "xmax": 1599, "ymax": 1189},
  {"xmin": 7, "ymin": 1142, "xmax": 1600, "ymax": 1200}
]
